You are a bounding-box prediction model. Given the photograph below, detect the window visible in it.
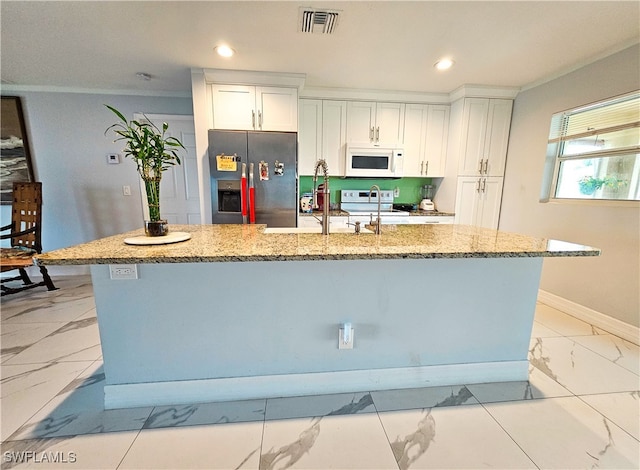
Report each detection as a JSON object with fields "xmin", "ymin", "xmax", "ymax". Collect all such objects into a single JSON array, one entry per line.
[{"xmin": 543, "ymin": 91, "xmax": 640, "ymax": 202}]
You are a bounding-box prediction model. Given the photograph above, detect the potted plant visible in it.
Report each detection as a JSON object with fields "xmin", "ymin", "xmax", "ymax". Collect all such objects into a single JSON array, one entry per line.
[
  {"xmin": 105, "ymin": 105, "xmax": 185, "ymax": 236},
  {"xmin": 578, "ymin": 175, "xmax": 627, "ymax": 196}
]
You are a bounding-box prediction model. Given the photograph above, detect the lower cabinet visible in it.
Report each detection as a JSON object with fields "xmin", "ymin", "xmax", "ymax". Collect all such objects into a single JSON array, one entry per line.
[
  {"xmin": 298, "ymin": 215, "xmax": 349, "ymax": 228},
  {"xmin": 454, "ymin": 177, "xmax": 503, "ymax": 229}
]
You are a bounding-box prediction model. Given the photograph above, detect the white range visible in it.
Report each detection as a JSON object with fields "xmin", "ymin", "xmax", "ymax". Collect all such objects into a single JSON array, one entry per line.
[{"xmin": 340, "ymin": 189, "xmax": 412, "ymax": 225}]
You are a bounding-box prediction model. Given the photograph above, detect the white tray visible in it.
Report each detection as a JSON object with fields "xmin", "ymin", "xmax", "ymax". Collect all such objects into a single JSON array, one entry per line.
[{"xmin": 124, "ymin": 232, "xmax": 191, "ymax": 246}]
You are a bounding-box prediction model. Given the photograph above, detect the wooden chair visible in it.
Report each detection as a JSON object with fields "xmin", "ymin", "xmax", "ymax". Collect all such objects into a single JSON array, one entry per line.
[{"xmin": 1, "ymin": 182, "xmax": 57, "ymax": 296}]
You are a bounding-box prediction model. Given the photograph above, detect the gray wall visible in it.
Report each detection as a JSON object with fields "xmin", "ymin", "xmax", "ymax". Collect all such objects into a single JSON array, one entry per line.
[
  {"xmin": 1, "ymin": 92, "xmax": 192, "ymax": 257},
  {"xmin": 500, "ymin": 44, "xmax": 640, "ymax": 328}
]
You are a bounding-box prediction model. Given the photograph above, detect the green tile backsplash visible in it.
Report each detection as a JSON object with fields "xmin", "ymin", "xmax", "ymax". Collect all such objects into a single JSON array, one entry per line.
[{"xmin": 299, "ymin": 176, "xmax": 433, "ymax": 205}]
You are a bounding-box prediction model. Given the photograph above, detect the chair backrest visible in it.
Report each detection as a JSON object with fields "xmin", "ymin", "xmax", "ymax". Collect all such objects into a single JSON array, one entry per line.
[{"xmin": 11, "ymin": 182, "xmax": 43, "ymax": 252}]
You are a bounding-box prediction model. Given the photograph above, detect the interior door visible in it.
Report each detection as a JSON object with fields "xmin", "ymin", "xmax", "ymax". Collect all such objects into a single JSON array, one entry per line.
[{"xmin": 136, "ymin": 114, "xmax": 200, "ymax": 225}]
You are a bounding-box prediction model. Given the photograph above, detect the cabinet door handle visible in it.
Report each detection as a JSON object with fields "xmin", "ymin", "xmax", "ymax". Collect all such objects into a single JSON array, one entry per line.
[
  {"xmin": 481, "ymin": 178, "xmax": 486, "ymax": 193},
  {"xmin": 369, "ymin": 127, "xmax": 374, "ymax": 142},
  {"xmin": 258, "ymin": 110, "xmax": 263, "ymax": 130},
  {"xmin": 425, "ymin": 161, "xmax": 429, "ymax": 175},
  {"xmin": 376, "ymin": 127, "xmax": 380, "ymax": 142},
  {"xmin": 421, "ymin": 161, "xmax": 424, "ymax": 175},
  {"xmin": 483, "ymin": 159, "xmax": 488, "ymax": 174},
  {"xmin": 478, "ymin": 159, "xmax": 484, "ymax": 174},
  {"xmin": 252, "ymin": 110, "xmax": 256, "ymax": 129},
  {"xmin": 476, "ymin": 179, "xmax": 481, "ymax": 193}
]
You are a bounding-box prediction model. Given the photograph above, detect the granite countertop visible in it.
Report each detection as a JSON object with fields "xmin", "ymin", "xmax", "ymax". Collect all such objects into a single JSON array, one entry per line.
[{"xmin": 35, "ymin": 224, "xmax": 600, "ymax": 265}]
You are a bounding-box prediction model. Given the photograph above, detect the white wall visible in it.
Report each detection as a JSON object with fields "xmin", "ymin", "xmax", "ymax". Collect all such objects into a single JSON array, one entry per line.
[
  {"xmin": 0, "ymin": 92, "xmax": 192, "ymax": 263},
  {"xmin": 500, "ymin": 44, "xmax": 640, "ymax": 328}
]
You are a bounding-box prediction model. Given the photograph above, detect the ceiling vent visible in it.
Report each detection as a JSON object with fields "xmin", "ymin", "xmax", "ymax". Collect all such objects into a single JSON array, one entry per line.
[{"xmin": 299, "ymin": 8, "xmax": 340, "ymax": 34}]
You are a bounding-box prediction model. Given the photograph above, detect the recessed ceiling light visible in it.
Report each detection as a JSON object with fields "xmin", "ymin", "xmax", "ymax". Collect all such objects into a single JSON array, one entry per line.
[
  {"xmin": 215, "ymin": 45, "xmax": 235, "ymax": 58},
  {"xmin": 434, "ymin": 58, "xmax": 454, "ymax": 71}
]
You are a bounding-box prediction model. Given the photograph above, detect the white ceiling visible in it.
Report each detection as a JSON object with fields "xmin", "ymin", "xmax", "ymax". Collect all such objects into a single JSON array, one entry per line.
[{"xmin": 1, "ymin": 1, "xmax": 639, "ymax": 96}]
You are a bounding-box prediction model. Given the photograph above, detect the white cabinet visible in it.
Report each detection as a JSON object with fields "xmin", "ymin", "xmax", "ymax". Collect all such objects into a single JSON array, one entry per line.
[
  {"xmin": 322, "ymin": 101, "xmax": 348, "ymax": 177},
  {"xmin": 403, "ymin": 104, "xmax": 450, "ymax": 177},
  {"xmin": 212, "ymin": 85, "xmax": 298, "ymax": 131},
  {"xmin": 346, "ymin": 101, "xmax": 404, "ymax": 145},
  {"xmin": 454, "ymin": 177, "xmax": 504, "ymax": 229},
  {"xmin": 458, "ymin": 98, "xmax": 512, "ymax": 177},
  {"xmin": 298, "ymin": 215, "xmax": 348, "ymax": 228},
  {"xmin": 298, "ymin": 99, "xmax": 347, "ymax": 176},
  {"xmin": 298, "ymin": 99, "xmax": 323, "ymax": 175}
]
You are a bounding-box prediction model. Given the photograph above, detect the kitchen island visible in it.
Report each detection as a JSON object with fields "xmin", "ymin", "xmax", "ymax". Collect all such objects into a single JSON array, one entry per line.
[{"xmin": 36, "ymin": 224, "xmax": 599, "ymax": 409}]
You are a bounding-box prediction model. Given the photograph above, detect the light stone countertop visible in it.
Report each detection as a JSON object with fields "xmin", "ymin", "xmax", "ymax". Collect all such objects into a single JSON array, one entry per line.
[{"xmin": 35, "ymin": 224, "xmax": 600, "ymax": 266}]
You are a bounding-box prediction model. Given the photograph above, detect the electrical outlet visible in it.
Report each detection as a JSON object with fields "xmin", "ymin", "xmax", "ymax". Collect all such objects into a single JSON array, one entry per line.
[
  {"xmin": 109, "ymin": 264, "xmax": 138, "ymax": 280},
  {"xmin": 338, "ymin": 326, "xmax": 354, "ymax": 349},
  {"xmin": 394, "ymin": 187, "xmax": 400, "ymax": 197},
  {"xmin": 122, "ymin": 185, "xmax": 131, "ymax": 196}
]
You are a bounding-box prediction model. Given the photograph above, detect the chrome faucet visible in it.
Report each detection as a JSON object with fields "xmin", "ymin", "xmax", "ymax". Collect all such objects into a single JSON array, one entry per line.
[
  {"xmin": 368, "ymin": 184, "xmax": 382, "ymax": 235},
  {"xmin": 312, "ymin": 159, "xmax": 330, "ymax": 235}
]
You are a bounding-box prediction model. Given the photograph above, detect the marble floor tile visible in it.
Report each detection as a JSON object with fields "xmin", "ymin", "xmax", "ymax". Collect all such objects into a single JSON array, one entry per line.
[
  {"xmin": 1, "ymin": 322, "xmax": 67, "ymax": 364},
  {"xmin": 466, "ymin": 364, "xmax": 573, "ymax": 403},
  {"xmin": 260, "ymin": 413, "xmax": 398, "ymax": 469},
  {"xmin": 1, "ymin": 361, "xmax": 94, "ymax": 441},
  {"xmin": 4, "ymin": 317, "xmax": 102, "ymax": 364},
  {"xmin": 571, "ymin": 334, "xmax": 640, "ymax": 376},
  {"xmin": 8, "ymin": 361, "xmax": 153, "ymax": 440},
  {"xmin": 378, "ymin": 404, "xmax": 536, "ymax": 469},
  {"xmin": 534, "ymin": 303, "xmax": 604, "ymax": 336},
  {"xmin": 580, "ymin": 391, "xmax": 640, "ymax": 440},
  {"xmin": 265, "ymin": 392, "xmax": 375, "ymax": 421},
  {"xmin": 2, "ymin": 278, "xmax": 95, "ymax": 324},
  {"xmin": 371, "ymin": 385, "xmax": 477, "ymax": 413},
  {"xmin": 529, "ymin": 336, "xmax": 640, "ymax": 395},
  {"xmin": 144, "ymin": 399, "xmax": 266, "ymax": 429},
  {"xmin": 530, "ymin": 319, "xmax": 562, "ymax": 338},
  {"xmin": 484, "ymin": 396, "xmax": 640, "ymax": 469},
  {"xmin": 1, "ymin": 430, "xmax": 138, "ymax": 469},
  {"xmin": 119, "ymin": 422, "xmax": 264, "ymax": 469}
]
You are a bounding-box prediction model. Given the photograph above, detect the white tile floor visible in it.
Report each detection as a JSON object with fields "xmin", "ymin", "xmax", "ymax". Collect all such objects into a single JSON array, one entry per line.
[{"xmin": 1, "ymin": 275, "xmax": 638, "ymax": 469}]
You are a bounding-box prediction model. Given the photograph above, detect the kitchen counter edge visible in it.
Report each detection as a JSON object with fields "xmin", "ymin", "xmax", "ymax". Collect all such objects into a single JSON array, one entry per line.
[{"xmin": 35, "ymin": 224, "xmax": 600, "ymax": 266}]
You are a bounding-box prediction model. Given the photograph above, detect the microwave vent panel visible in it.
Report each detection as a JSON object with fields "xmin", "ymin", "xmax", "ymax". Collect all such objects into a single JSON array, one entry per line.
[{"xmin": 299, "ymin": 8, "xmax": 340, "ymax": 34}]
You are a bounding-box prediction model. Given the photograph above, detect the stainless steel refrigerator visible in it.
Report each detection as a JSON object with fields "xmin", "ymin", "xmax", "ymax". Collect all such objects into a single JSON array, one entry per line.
[{"xmin": 209, "ymin": 130, "xmax": 298, "ymax": 227}]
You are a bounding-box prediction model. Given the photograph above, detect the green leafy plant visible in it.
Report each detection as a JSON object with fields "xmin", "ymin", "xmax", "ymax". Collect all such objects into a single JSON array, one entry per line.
[
  {"xmin": 104, "ymin": 105, "xmax": 185, "ymax": 222},
  {"xmin": 578, "ymin": 175, "xmax": 628, "ymax": 195}
]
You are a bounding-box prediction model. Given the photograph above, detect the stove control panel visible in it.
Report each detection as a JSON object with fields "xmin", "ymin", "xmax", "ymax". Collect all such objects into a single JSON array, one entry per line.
[{"xmin": 341, "ymin": 190, "xmax": 394, "ymax": 203}]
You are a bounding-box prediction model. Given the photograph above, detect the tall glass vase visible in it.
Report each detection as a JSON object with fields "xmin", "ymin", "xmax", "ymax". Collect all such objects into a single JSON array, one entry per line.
[{"xmin": 142, "ymin": 176, "xmax": 168, "ymax": 236}]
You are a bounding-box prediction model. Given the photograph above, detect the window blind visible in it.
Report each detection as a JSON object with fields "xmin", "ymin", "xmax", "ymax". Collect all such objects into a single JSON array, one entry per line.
[{"xmin": 548, "ymin": 91, "xmax": 640, "ymax": 144}]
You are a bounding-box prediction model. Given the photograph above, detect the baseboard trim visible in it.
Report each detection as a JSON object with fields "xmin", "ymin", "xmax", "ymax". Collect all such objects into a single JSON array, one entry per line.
[
  {"xmin": 538, "ymin": 290, "xmax": 639, "ymax": 345},
  {"xmin": 104, "ymin": 360, "xmax": 528, "ymax": 409}
]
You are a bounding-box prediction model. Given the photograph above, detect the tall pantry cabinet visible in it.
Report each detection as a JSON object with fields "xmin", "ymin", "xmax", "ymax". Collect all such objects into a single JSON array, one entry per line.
[{"xmin": 451, "ymin": 98, "xmax": 513, "ymax": 229}]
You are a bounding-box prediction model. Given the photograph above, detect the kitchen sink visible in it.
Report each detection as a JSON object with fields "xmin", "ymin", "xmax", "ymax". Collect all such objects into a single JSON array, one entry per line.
[{"xmin": 263, "ymin": 226, "xmax": 374, "ymax": 234}]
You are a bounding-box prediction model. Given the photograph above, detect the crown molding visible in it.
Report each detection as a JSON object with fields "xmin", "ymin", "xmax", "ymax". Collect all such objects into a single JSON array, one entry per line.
[{"xmin": 199, "ymin": 68, "xmax": 306, "ymax": 90}]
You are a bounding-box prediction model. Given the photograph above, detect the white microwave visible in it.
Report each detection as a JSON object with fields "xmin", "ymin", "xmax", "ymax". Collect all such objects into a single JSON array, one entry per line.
[{"xmin": 344, "ymin": 145, "xmax": 404, "ymax": 178}]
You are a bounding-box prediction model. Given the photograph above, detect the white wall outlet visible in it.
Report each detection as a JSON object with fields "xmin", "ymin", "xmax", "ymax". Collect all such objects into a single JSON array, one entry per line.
[
  {"xmin": 122, "ymin": 185, "xmax": 131, "ymax": 196},
  {"xmin": 109, "ymin": 264, "xmax": 138, "ymax": 280},
  {"xmin": 338, "ymin": 324, "xmax": 354, "ymax": 349}
]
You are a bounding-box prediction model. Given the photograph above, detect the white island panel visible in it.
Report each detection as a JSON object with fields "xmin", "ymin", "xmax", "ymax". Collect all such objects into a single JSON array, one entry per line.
[{"xmin": 91, "ymin": 256, "xmax": 542, "ymax": 409}]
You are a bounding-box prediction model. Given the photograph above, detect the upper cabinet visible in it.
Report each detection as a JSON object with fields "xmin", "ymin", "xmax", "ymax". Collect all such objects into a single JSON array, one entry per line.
[
  {"xmin": 298, "ymin": 99, "xmax": 323, "ymax": 175},
  {"xmin": 457, "ymin": 98, "xmax": 513, "ymax": 177},
  {"xmin": 346, "ymin": 101, "xmax": 405, "ymax": 145},
  {"xmin": 212, "ymin": 85, "xmax": 298, "ymax": 132},
  {"xmin": 403, "ymin": 104, "xmax": 450, "ymax": 177},
  {"xmin": 298, "ymin": 99, "xmax": 347, "ymax": 176}
]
